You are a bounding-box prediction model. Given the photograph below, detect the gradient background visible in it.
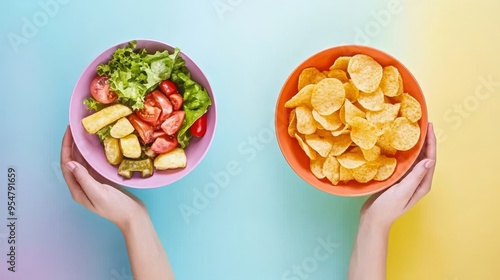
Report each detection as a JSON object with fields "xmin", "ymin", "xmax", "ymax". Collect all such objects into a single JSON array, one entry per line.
[{"xmin": 0, "ymin": 0, "xmax": 499, "ymax": 279}]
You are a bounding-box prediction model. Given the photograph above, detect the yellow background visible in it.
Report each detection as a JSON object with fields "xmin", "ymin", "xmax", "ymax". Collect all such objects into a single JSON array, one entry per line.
[{"xmin": 389, "ymin": 1, "xmax": 500, "ymax": 279}]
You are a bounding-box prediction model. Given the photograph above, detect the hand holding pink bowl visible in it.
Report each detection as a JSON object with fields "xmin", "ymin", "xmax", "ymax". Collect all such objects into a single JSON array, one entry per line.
[{"xmin": 69, "ymin": 39, "xmax": 217, "ymax": 189}]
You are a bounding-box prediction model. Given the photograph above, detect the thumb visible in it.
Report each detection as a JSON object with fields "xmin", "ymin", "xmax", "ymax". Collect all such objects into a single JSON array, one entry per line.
[{"xmin": 65, "ymin": 161, "xmax": 103, "ymax": 201}]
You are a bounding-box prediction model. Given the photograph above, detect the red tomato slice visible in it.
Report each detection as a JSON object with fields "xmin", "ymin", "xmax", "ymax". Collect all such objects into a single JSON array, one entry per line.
[
  {"xmin": 161, "ymin": 111, "xmax": 185, "ymax": 136},
  {"xmin": 169, "ymin": 93, "xmax": 183, "ymax": 111},
  {"xmin": 190, "ymin": 113, "xmax": 207, "ymax": 137},
  {"xmin": 128, "ymin": 115, "xmax": 155, "ymax": 144},
  {"xmin": 90, "ymin": 76, "xmax": 118, "ymax": 104},
  {"xmin": 151, "ymin": 136, "xmax": 178, "ymax": 154},
  {"xmin": 159, "ymin": 80, "xmax": 178, "ymax": 96},
  {"xmin": 136, "ymin": 97, "xmax": 161, "ymax": 125},
  {"xmin": 152, "ymin": 90, "xmax": 173, "ymax": 122}
]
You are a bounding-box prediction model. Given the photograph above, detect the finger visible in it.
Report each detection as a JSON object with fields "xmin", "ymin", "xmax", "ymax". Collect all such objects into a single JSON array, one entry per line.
[
  {"xmin": 65, "ymin": 161, "xmax": 104, "ymax": 205},
  {"xmin": 60, "ymin": 127, "xmax": 92, "ymax": 206},
  {"xmin": 424, "ymin": 123, "xmax": 437, "ymax": 161},
  {"xmin": 393, "ymin": 159, "xmax": 434, "ymax": 202}
]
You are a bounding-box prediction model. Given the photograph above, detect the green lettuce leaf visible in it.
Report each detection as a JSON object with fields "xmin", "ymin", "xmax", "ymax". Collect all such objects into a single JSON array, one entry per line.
[
  {"xmin": 97, "ymin": 125, "xmax": 113, "ymax": 143},
  {"xmin": 83, "ymin": 97, "xmax": 106, "ymax": 112}
]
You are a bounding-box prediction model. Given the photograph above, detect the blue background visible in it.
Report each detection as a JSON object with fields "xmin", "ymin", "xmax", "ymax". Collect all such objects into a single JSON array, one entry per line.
[{"xmin": 0, "ymin": 0, "xmax": 410, "ymax": 279}]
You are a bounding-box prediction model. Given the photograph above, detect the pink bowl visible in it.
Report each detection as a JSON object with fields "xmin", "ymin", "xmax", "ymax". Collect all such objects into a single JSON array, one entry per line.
[{"xmin": 69, "ymin": 39, "xmax": 217, "ymax": 189}]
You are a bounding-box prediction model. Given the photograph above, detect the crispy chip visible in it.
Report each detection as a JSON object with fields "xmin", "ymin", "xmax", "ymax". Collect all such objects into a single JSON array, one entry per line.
[
  {"xmin": 400, "ymin": 93, "xmax": 422, "ymax": 123},
  {"xmin": 329, "ymin": 134, "xmax": 352, "ymax": 156},
  {"xmin": 298, "ymin": 67, "xmax": 326, "ymax": 91},
  {"xmin": 296, "ymin": 106, "xmax": 317, "ymax": 135},
  {"xmin": 285, "ymin": 84, "xmax": 314, "ymax": 108},
  {"xmin": 311, "ymin": 78, "xmax": 346, "ymax": 115},
  {"xmin": 361, "ymin": 145, "xmax": 381, "ymax": 162},
  {"xmin": 343, "ymin": 99, "xmax": 366, "ymax": 125},
  {"xmin": 350, "ymin": 117, "xmax": 379, "ymax": 150},
  {"xmin": 343, "ymin": 80, "xmax": 360, "ymax": 103},
  {"xmin": 316, "ymin": 129, "xmax": 334, "ymax": 138},
  {"xmin": 373, "ymin": 156, "xmax": 397, "ymax": 181},
  {"xmin": 366, "ymin": 103, "xmax": 400, "ymax": 134},
  {"xmin": 350, "ymin": 162, "xmax": 379, "ymax": 183},
  {"xmin": 377, "ymin": 130, "xmax": 397, "ymax": 156},
  {"xmin": 323, "ymin": 155, "xmax": 340, "ymax": 185},
  {"xmin": 391, "ymin": 117, "xmax": 420, "ymax": 151},
  {"xmin": 358, "ymin": 88, "xmax": 385, "ymax": 111},
  {"xmin": 312, "ymin": 110, "xmax": 342, "ymax": 131},
  {"xmin": 305, "ymin": 134, "xmax": 333, "ymax": 157},
  {"xmin": 339, "ymin": 166, "xmax": 354, "ymax": 183},
  {"xmin": 397, "ymin": 75, "xmax": 404, "ymax": 96},
  {"xmin": 288, "ymin": 109, "xmax": 297, "ymax": 137},
  {"xmin": 347, "ymin": 54, "xmax": 383, "ymax": 93},
  {"xmin": 330, "ymin": 56, "xmax": 351, "ymax": 71},
  {"xmin": 327, "ymin": 69, "xmax": 349, "ymax": 83},
  {"xmin": 295, "ymin": 133, "xmax": 317, "ymax": 160},
  {"xmin": 337, "ymin": 150, "xmax": 366, "ymax": 169},
  {"xmin": 331, "ymin": 124, "xmax": 351, "ymax": 137},
  {"xmin": 380, "ymin": 66, "xmax": 400, "ymax": 97},
  {"xmin": 310, "ymin": 157, "xmax": 326, "ymax": 179}
]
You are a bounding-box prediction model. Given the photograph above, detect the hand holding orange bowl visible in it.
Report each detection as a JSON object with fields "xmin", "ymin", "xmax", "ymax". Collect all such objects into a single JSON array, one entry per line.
[{"xmin": 275, "ymin": 45, "xmax": 428, "ymax": 197}]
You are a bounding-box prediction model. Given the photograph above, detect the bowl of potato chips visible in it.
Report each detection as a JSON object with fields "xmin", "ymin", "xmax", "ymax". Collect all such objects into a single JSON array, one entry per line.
[{"xmin": 275, "ymin": 45, "xmax": 428, "ymax": 196}]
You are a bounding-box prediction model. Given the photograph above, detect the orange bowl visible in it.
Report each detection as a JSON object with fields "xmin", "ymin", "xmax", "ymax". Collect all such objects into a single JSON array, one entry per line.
[{"xmin": 275, "ymin": 45, "xmax": 428, "ymax": 197}]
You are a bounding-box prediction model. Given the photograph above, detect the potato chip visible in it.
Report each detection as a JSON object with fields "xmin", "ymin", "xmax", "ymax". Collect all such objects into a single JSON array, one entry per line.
[
  {"xmin": 298, "ymin": 67, "xmax": 326, "ymax": 90},
  {"xmin": 296, "ymin": 106, "xmax": 317, "ymax": 135},
  {"xmin": 347, "ymin": 54, "xmax": 383, "ymax": 93},
  {"xmin": 391, "ymin": 117, "xmax": 420, "ymax": 151},
  {"xmin": 339, "ymin": 166, "xmax": 354, "ymax": 183},
  {"xmin": 339, "ymin": 106, "xmax": 346, "ymax": 124},
  {"xmin": 358, "ymin": 88, "xmax": 385, "ymax": 111},
  {"xmin": 311, "ymin": 78, "xmax": 346, "ymax": 115},
  {"xmin": 312, "ymin": 110, "xmax": 342, "ymax": 131},
  {"xmin": 329, "ymin": 134, "xmax": 352, "ymax": 156},
  {"xmin": 380, "ymin": 66, "xmax": 400, "ymax": 97},
  {"xmin": 330, "ymin": 56, "xmax": 351, "ymax": 71},
  {"xmin": 323, "ymin": 155, "xmax": 340, "ymax": 185},
  {"xmin": 337, "ymin": 150, "xmax": 366, "ymax": 169},
  {"xmin": 316, "ymin": 129, "xmax": 334, "ymax": 138},
  {"xmin": 361, "ymin": 145, "xmax": 381, "ymax": 162},
  {"xmin": 288, "ymin": 109, "xmax": 297, "ymax": 137},
  {"xmin": 400, "ymin": 93, "xmax": 422, "ymax": 123},
  {"xmin": 397, "ymin": 75, "xmax": 404, "ymax": 96},
  {"xmin": 305, "ymin": 134, "xmax": 333, "ymax": 157},
  {"xmin": 285, "ymin": 84, "xmax": 314, "ymax": 108},
  {"xmin": 310, "ymin": 157, "xmax": 326, "ymax": 179},
  {"xmin": 377, "ymin": 130, "xmax": 397, "ymax": 156},
  {"xmin": 350, "ymin": 162, "xmax": 379, "ymax": 183},
  {"xmin": 343, "ymin": 99, "xmax": 366, "ymax": 125},
  {"xmin": 331, "ymin": 124, "xmax": 351, "ymax": 137},
  {"xmin": 350, "ymin": 117, "xmax": 379, "ymax": 150},
  {"xmin": 327, "ymin": 69, "xmax": 349, "ymax": 83},
  {"xmin": 366, "ymin": 103, "xmax": 400, "ymax": 134},
  {"xmin": 343, "ymin": 80, "xmax": 360, "ymax": 103},
  {"xmin": 373, "ymin": 156, "xmax": 397, "ymax": 181},
  {"xmin": 295, "ymin": 133, "xmax": 317, "ymax": 160}
]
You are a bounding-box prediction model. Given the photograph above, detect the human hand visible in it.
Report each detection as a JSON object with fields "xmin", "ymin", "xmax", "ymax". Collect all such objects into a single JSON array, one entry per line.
[
  {"xmin": 60, "ymin": 126, "xmax": 148, "ymax": 231},
  {"xmin": 360, "ymin": 123, "xmax": 437, "ymax": 230}
]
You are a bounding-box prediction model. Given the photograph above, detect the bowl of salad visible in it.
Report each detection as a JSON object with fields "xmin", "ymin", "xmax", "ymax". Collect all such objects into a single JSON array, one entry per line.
[{"xmin": 69, "ymin": 39, "xmax": 216, "ymax": 188}]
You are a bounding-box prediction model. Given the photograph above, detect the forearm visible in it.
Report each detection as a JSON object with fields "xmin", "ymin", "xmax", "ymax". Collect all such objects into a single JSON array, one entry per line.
[
  {"xmin": 121, "ymin": 212, "xmax": 175, "ymax": 280},
  {"xmin": 348, "ymin": 217, "xmax": 390, "ymax": 280}
]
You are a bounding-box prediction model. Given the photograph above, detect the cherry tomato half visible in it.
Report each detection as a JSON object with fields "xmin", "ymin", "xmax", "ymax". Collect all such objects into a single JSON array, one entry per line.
[
  {"xmin": 161, "ymin": 111, "xmax": 185, "ymax": 136},
  {"xmin": 128, "ymin": 115, "xmax": 155, "ymax": 144},
  {"xmin": 152, "ymin": 90, "xmax": 173, "ymax": 122},
  {"xmin": 169, "ymin": 93, "xmax": 183, "ymax": 111},
  {"xmin": 190, "ymin": 114, "xmax": 207, "ymax": 137},
  {"xmin": 159, "ymin": 80, "xmax": 178, "ymax": 96},
  {"xmin": 90, "ymin": 76, "xmax": 118, "ymax": 104},
  {"xmin": 151, "ymin": 136, "xmax": 178, "ymax": 154}
]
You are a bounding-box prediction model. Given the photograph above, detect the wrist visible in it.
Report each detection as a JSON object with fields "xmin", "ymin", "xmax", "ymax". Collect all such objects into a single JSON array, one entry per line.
[
  {"xmin": 118, "ymin": 207, "xmax": 151, "ymax": 235},
  {"xmin": 359, "ymin": 214, "xmax": 391, "ymax": 237}
]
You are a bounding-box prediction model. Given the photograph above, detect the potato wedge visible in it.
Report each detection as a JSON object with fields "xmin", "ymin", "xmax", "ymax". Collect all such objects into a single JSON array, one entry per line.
[
  {"xmin": 82, "ymin": 104, "xmax": 133, "ymax": 134},
  {"xmin": 154, "ymin": 148, "xmax": 187, "ymax": 170},
  {"xmin": 103, "ymin": 137, "xmax": 123, "ymax": 165},
  {"xmin": 110, "ymin": 118, "xmax": 135, "ymax": 138},
  {"xmin": 120, "ymin": 134, "xmax": 141, "ymax": 159}
]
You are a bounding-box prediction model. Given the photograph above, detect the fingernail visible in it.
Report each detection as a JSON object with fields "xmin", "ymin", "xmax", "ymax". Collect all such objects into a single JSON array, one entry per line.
[
  {"xmin": 425, "ymin": 160, "xmax": 435, "ymax": 169},
  {"xmin": 66, "ymin": 161, "xmax": 77, "ymax": 172}
]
